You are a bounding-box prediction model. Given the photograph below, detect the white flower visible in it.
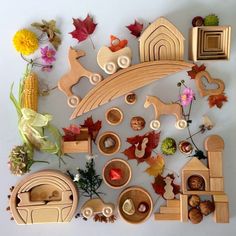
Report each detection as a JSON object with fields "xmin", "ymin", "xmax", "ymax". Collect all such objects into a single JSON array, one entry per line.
[
  {"xmin": 73, "ymin": 174, "xmax": 80, "ymax": 182},
  {"xmin": 86, "ymin": 154, "xmax": 97, "ymax": 161}
]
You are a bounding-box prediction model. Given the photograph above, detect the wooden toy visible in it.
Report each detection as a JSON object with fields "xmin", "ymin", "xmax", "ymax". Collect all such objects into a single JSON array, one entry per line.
[
  {"xmin": 144, "ymin": 96, "xmax": 187, "ymax": 130},
  {"xmin": 70, "ymin": 60, "xmax": 193, "ymax": 119},
  {"xmin": 134, "ymin": 137, "xmax": 148, "ymax": 158},
  {"xmin": 9, "ymin": 170, "xmax": 79, "ymax": 224},
  {"xmin": 189, "ymin": 26, "xmax": 231, "ymax": 61},
  {"xmin": 105, "ymin": 107, "xmax": 124, "ymax": 125},
  {"xmin": 81, "ymin": 198, "xmax": 115, "ymax": 219},
  {"xmin": 62, "ymin": 128, "xmax": 92, "ymax": 154},
  {"xmin": 103, "ymin": 158, "xmax": 132, "ymax": 189},
  {"xmin": 213, "ymin": 195, "xmax": 229, "ymax": 223},
  {"xmin": 139, "ymin": 17, "xmax": 185, "ymax": 62},
  {"xmin": 97, "ymin": 131, "xmax": 121, "ymax": 156},
  {"xmin": 97, "ymin": 46, "xmax": 132, "ymax": 74},
  {"xmin": 118, "ymin": 186, "xmax": 153, "ymax": 224},
  {"xmin": 163, "ymin": 176, "xmax": 175, "ymax": 200},
  {"xmin": 180, "ymin": 194, "xmax": 188, "ymax": 222},
  {"xmin": 125, "ymin": 92, "xmax": 137, "ymax": 105},
  {"xmin": 58, "ymin": 47, "xmax": 103, "ymax": 108},
  {"xmin": 195, "ymin": 71, "xmax": 225, "ymax": 97}
]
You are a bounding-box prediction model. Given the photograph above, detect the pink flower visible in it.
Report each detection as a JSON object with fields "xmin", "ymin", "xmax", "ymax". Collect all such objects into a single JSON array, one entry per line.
[
  {"xmin": 40, "ymin": 46, "xmax": 56, "ymax": 64},
  {"xmin": 180, "ymin": 88, "xmax": 195, "ymax": 106}
]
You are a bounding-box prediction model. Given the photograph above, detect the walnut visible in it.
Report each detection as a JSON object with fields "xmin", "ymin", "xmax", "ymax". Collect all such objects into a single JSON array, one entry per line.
[
  {"xmin": 130, "ymin": 116, "xmax": 146, "ymax": 131},
  {"xmin": 188, "ymin": 208, "xmax": 203, "ymax": 224},
  {"xmin": 188, "ymin": 195, "xmax": 200, "ymax": 207},
  {"xmin": 188, "ymin": 175, "xmax": 205, "ymax": 190},
  {"xmin": 199, "ymin": 200, "xmax": 215, "ymax": 216}
]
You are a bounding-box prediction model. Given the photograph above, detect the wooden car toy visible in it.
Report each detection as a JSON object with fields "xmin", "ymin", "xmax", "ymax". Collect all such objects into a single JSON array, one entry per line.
[{"xmin": 81, "ymin": 198, "xmax": 115, "ymax": 219}]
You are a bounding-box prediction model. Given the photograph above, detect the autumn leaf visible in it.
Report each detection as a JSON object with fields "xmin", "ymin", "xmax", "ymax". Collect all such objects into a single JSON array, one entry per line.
[
  {"xmin": 126, "ymin": 20, "xmax": 143, "ymax": 37},
  {"xmin": 145, "ymin": 155, "xmax": 165, "ymax": 177},
  {"xmin": 109, "ymin": 35, "xmax": 128, "ymax": 52},
  {"xmin": 187, "ymin": 64, "xmax": 206, "ymax": 79},
  {"xmin": 123, "ymin": 131, "xmax": 160, "ymax": 164},
  {"xmin": 69, "ymin": 14, "xmax": 97, "ymax": 49},
  {"xmin": 81, "ymin": 116, "xmax": 102, "ymax": 142},
  {"xmin": 208, "ymin": 93, "xmax": 228, "ymax": 109},
  {"xmin": 62, "ymin": 124, "xmax": 81, "ymax": 141}
]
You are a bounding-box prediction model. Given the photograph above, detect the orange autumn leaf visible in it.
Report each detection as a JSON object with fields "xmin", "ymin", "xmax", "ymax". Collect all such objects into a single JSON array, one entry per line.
[
  {"xmin": 187, "ymin": 64, "xmax": 206, "ymax": 79},
  {"xmin": 208, "ymin": 93, "xmax": 228, "ymax": 109},
  {"xmin": 145, "ymin": 155, "xmax": 165, "ymax": 177}
]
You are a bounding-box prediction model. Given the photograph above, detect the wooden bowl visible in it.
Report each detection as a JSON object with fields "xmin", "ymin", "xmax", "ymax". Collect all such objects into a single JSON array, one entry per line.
[
  {"xmin": 103, "ymin": 158, "xmax": 132, "ymax": 189},
  {"xmin": 97, "ymin": 131, "xmax": 121, "ymax": 156},
  {"xmin": 105, "ymin": 107, "xmax": 123, "ymax": 125},
  {"xmin": 125, "ymin": 92, "xmax": 137, "ymax": 105},
  {"xmin": 118, "ymin": 186, "xmax": 153, "ymax": 224}
]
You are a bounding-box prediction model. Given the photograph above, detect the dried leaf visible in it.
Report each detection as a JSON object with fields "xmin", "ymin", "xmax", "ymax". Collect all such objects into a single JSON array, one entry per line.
[
  {"xmin": 145, "ymin": 155, "xmax": 165, "ymax": 177},
  {"xmin": 62, "ymin": 124, "xmax": 81, "ymax": 141},
  {"xmin": 187, "ymin": 64, "xmax": 206, "ymax": 79},
  {"xmin": 81, "ymin": 116, "xmax": 102, "ymax": 142},
  {"xmin": 126, "ymin": 20, "xmax": 143, "ymax": 37},
  {"xmin": 208, "ymin": 93, "xmax": 228, "ymax": 109}
]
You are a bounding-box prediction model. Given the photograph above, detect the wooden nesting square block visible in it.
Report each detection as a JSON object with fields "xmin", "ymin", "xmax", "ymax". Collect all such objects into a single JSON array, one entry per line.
[
  {"xmin": 189, "ymin": 26, "xmax": 231, "ymax": 61},
  {"xmin": 210, "ymin": 177, "xmax": 224, "ymax": 192},
  {"xmin": 214, "ymin": 201, "xmax": 229, "ymax": 223}
]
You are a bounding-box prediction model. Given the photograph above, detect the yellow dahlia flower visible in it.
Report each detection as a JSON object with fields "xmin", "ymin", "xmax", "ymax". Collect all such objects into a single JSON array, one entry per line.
[{"xmin": 13, "ymin": 29, "xmax": 39, "ymax": 55}]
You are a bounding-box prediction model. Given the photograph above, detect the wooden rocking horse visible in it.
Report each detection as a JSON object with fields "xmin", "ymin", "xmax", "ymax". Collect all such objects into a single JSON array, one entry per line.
[
  {"xmin": 144, "ymin": 96, "xmax": 187, "ymax": 130},
  {"xmin": 58, "ymin": 47, "xmax": 103, "ymax": 108}
]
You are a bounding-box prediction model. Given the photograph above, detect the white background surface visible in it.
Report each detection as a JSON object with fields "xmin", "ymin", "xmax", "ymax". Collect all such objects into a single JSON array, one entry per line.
[{"xmin": 0, "ymin": 0, "xmax": 236, "ymax": 235}]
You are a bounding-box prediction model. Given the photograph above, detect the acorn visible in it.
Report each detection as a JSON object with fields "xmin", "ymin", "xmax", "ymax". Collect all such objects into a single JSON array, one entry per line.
[
  {"xmin": 130, "ymin": 116, "xmax": 146, "ymax": 131},
  {"xmin": 188, "ymin": 208, "xmax": 203, "ymax": 224},
  {"xmin": 188, "ymin": 175, "xmax": 205, "ymax": 190},
  {"xmin": 199, "ymin": 200, "xmax": 215, "ymax": 216},
  {"xmin": 192, "ymin": 16, "xmax": 204, "ymax": 27},
  {"xmin": 188, "ymin": 195, "xmax": 201, "ymax": 207}
]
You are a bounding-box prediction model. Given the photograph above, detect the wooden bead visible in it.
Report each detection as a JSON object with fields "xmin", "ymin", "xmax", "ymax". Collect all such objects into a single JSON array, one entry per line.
[
  {"xmin": 188, "ymin": 208, "xmax": 203, "ymax": 224},
  {"xmin": 130, "ymin": 116, "xmax": 146, "ymax": 131}
]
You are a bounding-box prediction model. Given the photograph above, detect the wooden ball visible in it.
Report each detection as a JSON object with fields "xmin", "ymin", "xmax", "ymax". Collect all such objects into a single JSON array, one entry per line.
[
  {"xmin": 130, "ymin": 116, "xmax": 146, "ymax": 131},
  {"xmin": 188, "ymin": 208, "xmax": 203, "ymax": 224},
  {"xmin": 188, "ymin": 175, "xmax": 205, "ymax": 190},
  {"xmin": 188, "ymin": 195, "xmax": 201, "ymax": 207},
  {"xmin": 199, "ymin": 200, "xmax": 215, "ymax": 216}
]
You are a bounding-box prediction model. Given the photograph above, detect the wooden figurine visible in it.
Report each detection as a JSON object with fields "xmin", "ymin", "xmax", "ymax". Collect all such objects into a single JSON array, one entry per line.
[
  {"xmin": 163, "ymin": 177, "xmax": 175, "ymax": 200},
  {"xmin": 144, "ymin": 96, "xmax": 187, "ymax": 130},
  {"xmin": 9, "ymin": 170, "xmax": 79, "ymax": 224},
  {"xmin": 62, "ymin": 128, "xmax": 92, "ymax": 155},
  {"xmin": 58, "ymin": 47, "xmax": 103, "ymax": 108},
  {"xmin": 97, "ymin": 46, "xmax": 132, "ymax": 74},
  {"xmin": 81, "ymin": 198, "xmax": 115, "ymax": 219},
  {"xmin": 139, "ymin": 17, "xmax": 185, "ymax": 62},
  {"xmin": 134, "ymin": 137, "xmax": 148, "ymax": 158},
  {"xmin": 189, "ymin": 26, "xmax": 231, "ymax": 61},
  {"xmin": 70, "ymin": 61, "xmax": 193, "ymax": 119},
  {"xmin": 105, "ymin": 107, "xmax": 124, "ymax": 125},
  {"xmin": 195, "ymin": 71, "xmax": 225, "ymax": 97}
]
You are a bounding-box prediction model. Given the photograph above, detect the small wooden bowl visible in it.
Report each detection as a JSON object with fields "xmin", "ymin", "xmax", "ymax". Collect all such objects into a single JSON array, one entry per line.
[
  {"xmin": 105, "ymin": 107, "xmax": 123, "ymax": 125},
  {"xmin": 103, "ymin": 158, "xmax": 132, "ymax": 189},
  {"xmin": 97, "ymin": 131, "xmax": 121, "ymax": 156},
  {"xmin": 125, "ymin": 92, "xmax": 136, "ymax": 105},
  {"xmin": 118, "ymin": 186, "xmax": 153, "ymax": 224}
]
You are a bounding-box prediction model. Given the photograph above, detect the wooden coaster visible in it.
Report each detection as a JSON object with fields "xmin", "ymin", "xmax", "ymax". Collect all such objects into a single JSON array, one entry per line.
[
  {"xmin": 97, "ymin": 131, "xmax": 121, "ymax": 156},
  {"xmin": 103, "ymin": 158, "xmax": 132, "ymax": 189},
  {"xmin": 105, "ymin": 107, "xmax": 124, "ymax": 125},
  {"xmin": 118, "ymin": 186, "xmax": 153, "ymax": 224}
]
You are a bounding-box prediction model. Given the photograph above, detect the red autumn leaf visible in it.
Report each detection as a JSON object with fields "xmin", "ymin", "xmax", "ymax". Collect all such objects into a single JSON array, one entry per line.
[
  {"xmin": 123, "ymin": 131, "xmax": 160, "ymax": 164},
  {"xmin": 81, "ymin": 116, "xmax": 102, "ymax": 142},
  {"xmin": 126, "ymin": 20, "xmax": 143, "ymax": 37},
  {"xmin": 69, "ymin": 14, "xmax": 97, "ymax": 47},
  {"xmin": 62, "ymin": 124, "xmax": 81, "ymax": 141},
  {"xmin": 208, "ymin": 93, "xmax": 228, "ymax": 109},
  {"xmin": 109, "ymin": 35, "xmax": 128, "ymax": 52},
  {"xmin": 187, "ymin": 64, "xmax": 206, "ymax": 79}
]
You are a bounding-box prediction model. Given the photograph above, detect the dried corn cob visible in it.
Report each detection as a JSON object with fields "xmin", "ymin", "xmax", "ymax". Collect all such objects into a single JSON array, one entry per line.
[{"xmin": 22, "ymin": 72, "xmax": 38, "ymax": 111}]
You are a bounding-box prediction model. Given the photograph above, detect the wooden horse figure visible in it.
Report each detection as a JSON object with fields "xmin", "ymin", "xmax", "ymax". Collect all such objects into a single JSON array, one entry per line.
[
  {"xmin": 58, "ymin": 47, "xmax": 103, "ymax": 108},
  {"xmin": 144, "ymin": 96, "xmax": 187, "ymax": 130}
]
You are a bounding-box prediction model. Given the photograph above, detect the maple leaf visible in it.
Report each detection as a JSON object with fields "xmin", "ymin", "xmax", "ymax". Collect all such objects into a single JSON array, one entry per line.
[
  {"xmin": 126, "ymin": 20, "xmax": 143, "ymax": 38},
  {"xmin": 187, "ymin": 64, "xmax": 206, "ymax": 79},
  {"xmin": 81, "ymin": 116, "xmax": 102, "ymax": 142},
  {"xmin": 145, "ymin": 155, "xmax": 165, "ymax": 177},
  {"xmin": 69, "ymin": 14, "xmax": 97, "ymax": 48},
  {"xmin": 62, "ymin": 124, "xmax": 81, "ymax": 141},
  {"xmin": 208, "ymin": 93, "xmax": 228, "ymax": 109},
  {"xmin": 123, "ymin": 131, "xmax": 160, "ymax": 164}
]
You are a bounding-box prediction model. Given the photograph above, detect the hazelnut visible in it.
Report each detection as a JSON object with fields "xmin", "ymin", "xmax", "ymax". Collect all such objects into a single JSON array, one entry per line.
[
  {"xmin": 130, "ymin": 116, "xmax": 146, "ymax": 131},
  {"xmin": 199, "ymin": 200, "xmax": 215, "ymax": 216},
  {"xmin": 188, "ymin": 195, "xmax": 201, "ymax": 207},
  {"xmin": 188, "ymin": 175, "xmax": 205, "ymax": 190},
  {"xmin": 137, "ymin": 202, "xmax": 149, "ymax": 213},
  {"xmin": 188, "ymin": 208, "xmax": 203, "ymax": 224}
]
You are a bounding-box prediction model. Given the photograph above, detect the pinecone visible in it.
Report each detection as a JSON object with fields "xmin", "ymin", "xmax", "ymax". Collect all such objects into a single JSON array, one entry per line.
[{"xmin": 8, "ymin": 144, "xmax": 32, "ymax": 176}]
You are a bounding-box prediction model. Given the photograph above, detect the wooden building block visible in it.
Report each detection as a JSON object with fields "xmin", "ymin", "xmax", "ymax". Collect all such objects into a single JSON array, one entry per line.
[
  {"xmin": 214, "ymin": 202, "xmax": 229, "ymax": 223},
  {"xmin": 160, "ymin": 206, "xmax": 180, "ymax": 214},
  {"xmin": 210, "ymin": 177, "xmax": 224, "ymax": 192},
  {"xmin": 167, "ymin": 199, "xmax": 180, "ymax": 208},
  {"xmin": 154, "ymin": 213, "xmax": 180, "ymax": 221},
  {"xmin": 180, "ymin": 194, "xmax": 188, "ymax": 222},
  {"xmin": 213, "ymin": 194, "xmax": 228, "ymax": 203}
]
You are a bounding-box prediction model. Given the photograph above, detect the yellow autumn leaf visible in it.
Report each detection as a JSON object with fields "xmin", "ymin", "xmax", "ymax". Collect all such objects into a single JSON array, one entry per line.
[{"xmin": 145, "ymin": 155, "xmax": 165, "ymax": 177}]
